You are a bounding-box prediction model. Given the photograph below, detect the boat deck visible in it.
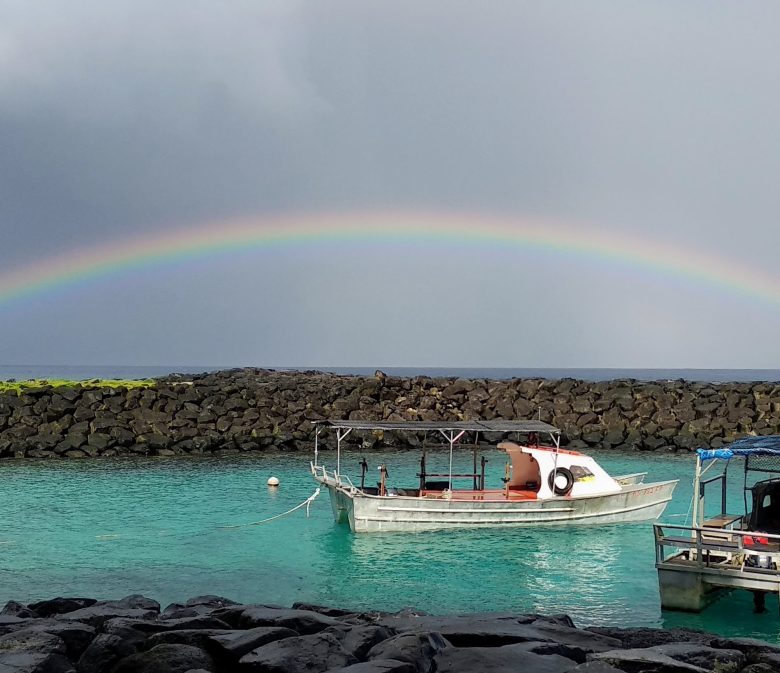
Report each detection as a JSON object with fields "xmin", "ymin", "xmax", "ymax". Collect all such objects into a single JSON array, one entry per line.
[
  {"xmin": 420, "ymin": 488, "xmax": 538, "ymax": 501},
  {"xmin": 655, "ymin": 522, "xmax": 780, "ymax": 610}
]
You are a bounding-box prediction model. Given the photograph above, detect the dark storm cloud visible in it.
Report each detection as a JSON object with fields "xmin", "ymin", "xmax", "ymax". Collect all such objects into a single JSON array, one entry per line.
[
  {"xmin": 3, "ymin": 1, "xmax": 780, "ymax": 258},
  {"xmin": 0, "ymin": 1, "xmax": 322, "ymax": 259}
]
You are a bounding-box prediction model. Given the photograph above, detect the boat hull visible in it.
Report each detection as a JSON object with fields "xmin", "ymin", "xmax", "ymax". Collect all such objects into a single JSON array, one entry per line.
[{"xmin": 319, "ymin": 479, "xmax": 678, "ymax": 533}]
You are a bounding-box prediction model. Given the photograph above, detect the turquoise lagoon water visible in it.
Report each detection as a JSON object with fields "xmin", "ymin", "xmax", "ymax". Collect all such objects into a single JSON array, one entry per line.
[{"xmin": 2, "ymin": 449, "xmax": 779, "ymax": 641}]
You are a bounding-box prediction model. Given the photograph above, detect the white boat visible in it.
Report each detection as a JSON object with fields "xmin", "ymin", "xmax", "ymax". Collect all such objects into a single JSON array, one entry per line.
[{"xmin": 310, "ymin": 420, "xmax": 678, "ymax": 533}]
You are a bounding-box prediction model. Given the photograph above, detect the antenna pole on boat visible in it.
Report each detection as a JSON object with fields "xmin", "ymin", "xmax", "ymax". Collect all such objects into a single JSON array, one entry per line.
[{"xmin": 314, "ymin": 425, "xmax": 321, "ymax": 467}]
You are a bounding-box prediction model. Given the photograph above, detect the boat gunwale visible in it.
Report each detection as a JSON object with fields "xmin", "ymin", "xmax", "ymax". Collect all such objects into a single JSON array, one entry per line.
[{"xmin": 316, "ymin": 476, "xmax": 679, "ymax": 503}]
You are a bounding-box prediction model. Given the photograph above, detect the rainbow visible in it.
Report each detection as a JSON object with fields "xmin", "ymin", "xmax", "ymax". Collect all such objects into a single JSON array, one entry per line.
[{"xmin": 1, "ymin": 210, "xmax": 778, "ymax": 307}]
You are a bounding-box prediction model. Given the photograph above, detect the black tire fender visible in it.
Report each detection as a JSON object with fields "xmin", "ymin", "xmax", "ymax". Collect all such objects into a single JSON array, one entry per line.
[{"xmin": 548, "ymin": 467, "xmax": 574, "ymax": 496}]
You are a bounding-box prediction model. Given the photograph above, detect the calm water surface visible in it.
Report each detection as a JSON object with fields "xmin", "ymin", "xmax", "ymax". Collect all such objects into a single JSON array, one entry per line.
[{"xmin": 2, "ymin": 449, "xmax": 779, "ymax": 641}]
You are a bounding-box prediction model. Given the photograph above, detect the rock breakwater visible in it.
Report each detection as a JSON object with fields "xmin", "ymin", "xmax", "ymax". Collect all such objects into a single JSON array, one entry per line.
[
  {"xmin": 1, "ymin": 369, "xmax": 780, "ymax": 459},
  {"xmin": 1, "ymin": 594, "xmax": 777, "ymax": 673}
]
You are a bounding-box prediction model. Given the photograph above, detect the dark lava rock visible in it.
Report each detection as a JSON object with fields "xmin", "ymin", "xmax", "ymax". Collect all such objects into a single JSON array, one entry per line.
[
  {"xmin": 366, "ymin": 632, "xmax": 448, "ymax": 673},
  {"xmin": 1, "ymin": 602, "xmax": 40, "ymax": 619},
  {"xmin": 292, "ymin": 603, "xmax": 359, "ymax": 618},
  {"xmin": 28, "ymin": 597, "xmax": 97, "ymax": 618},
  {"xmin": 104, "ymin": 595, "xmax": 160, "ymax": 613},
  {"xmin": 158, "ymin": 596, "xmax": 239, "ymax": 621},
  {"xmin": 648, "ymin": 643, "xmax": 745, "ymax": 670},
  {"xmin": 78, "ymin": 616, "xmax": 179, "ymax": 672},
  {"xmin": 112, "ymin": 643, "xmax": 215, "ymax": 673},
  {"xmin": 588, "ymin": 627, "xmax": 714, "ymax": 649},
  {"xmin": 159, "ymin": 606, "xmax": 203, "ymax": 621},
  {"xmin": 154, "ymin": 616, "xmax": 232, "ymax": 632},
  {"xmin": 0, "ymin": 629, "xmax": 72, "ymax": 673},
  {"xmin": 0, "ymin": 615, "xmax": 29, "ymax": 635},
  {"xmin": 710, "ymin": 636, "xmax": 780, "ymax": 658},
  {"xmin": 214, "ymin": 606, "xmax": 344, "ymax": 634},
  {"xmin": 239, "ymin": 632, "xmax": 356, "ymax": 673},
  {"xmin": 326, "ymin": 625, "xmax": 395, "ymax": 661},
  {"xmin": 183, "ymin": 595, "xmax": 238, "ymax": 610},
  {"xmin": 143, "ymin": 628, "xmax": 233, "ymax": 652},
  {"xmin": 56, "ymin": 605, "xmax": 158, "ymax": 628},
  {"xmin": 8, "ymin": 620, "xmax": 95, "ymax": 661},
  {"xmin": 591, "ymin": 648, "xmax": 709, "ymax": 672},
  {"xmin": 101, "ymin": 618, "xmax": 170, "ymax": 636},
  {"xmin": 755, "ymin": 652, "xmax": 780, "ymax": 668},
  {"xmin": 377, "ymin": 614, "xmax": 619, "ymax": 652},
  {"xmin": 77, "ymin": 632, "xmax": 147, "ymax": 673},
  {"xmin": 434, "ymin": 644, "xmax": 577, "ymax": 673},
  {"xmin": 524, "ymin": 614, "xmax": 577, "ymax": 629},
  {"xmin": 7, "ymin": 593, "xmax": 780, "ymax": 673},
  {"xmin": 0, "ymin": 629, "xmax": 66, "ymax": 656},
  {"xmin": 327, "ymin": 660, "xmax": 417, "ymax": 673},
  {"xmin": 207, "ymin": 626, "xmax": 299, "ymax": 660},
  {"xmin": 570, "ymin": 663, "xmax": 624, "ymax": 672},
  {"xmin": 511, "ymin": 640, "xmax": 587, "ymax": 664},
  {"xmin": 55, "ymin": 596, "xmax": 160, "ymax": 629}
]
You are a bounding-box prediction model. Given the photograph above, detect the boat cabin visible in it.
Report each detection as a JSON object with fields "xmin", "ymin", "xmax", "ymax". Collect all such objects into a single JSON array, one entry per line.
[{"xmin": 500, "ymin": 441, "xmax": 621, "ymax": 499}]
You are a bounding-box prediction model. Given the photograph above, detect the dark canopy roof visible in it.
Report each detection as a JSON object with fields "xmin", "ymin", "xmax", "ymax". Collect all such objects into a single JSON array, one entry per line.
[{"xmin": 313, "ymin": 419, "xmax": 559, "ymax": 434}]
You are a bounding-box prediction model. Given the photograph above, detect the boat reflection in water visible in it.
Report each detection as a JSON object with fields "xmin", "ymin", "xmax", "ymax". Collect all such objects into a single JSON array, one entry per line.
[{"xmin": 312, "ymin": 519, "xmax": 662, "ymax": 626}]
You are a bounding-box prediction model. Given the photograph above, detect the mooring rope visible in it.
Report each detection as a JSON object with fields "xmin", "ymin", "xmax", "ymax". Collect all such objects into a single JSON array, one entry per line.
[
  {"xmin": 217, "ymin": 488, "xmax": 321, "ymax": 529},
  {"xmin": 89, "ymin": 488, "xmax": 322, "ymax": 540}
]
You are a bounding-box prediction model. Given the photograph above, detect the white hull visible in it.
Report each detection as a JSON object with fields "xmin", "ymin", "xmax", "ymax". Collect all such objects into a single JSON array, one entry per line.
[{"xmin": 316, "ymin": 477, "xmax": 677, "ymax": 533}]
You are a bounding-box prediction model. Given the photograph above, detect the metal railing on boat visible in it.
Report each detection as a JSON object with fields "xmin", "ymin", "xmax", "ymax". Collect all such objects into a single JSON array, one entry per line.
[
  {"xmin": 654, "ymin": 522, "xmax": 780, "ymax": 592},
  {"xmin": 310, "ymin": 462, "xmax": 358, "ymax": 493}
]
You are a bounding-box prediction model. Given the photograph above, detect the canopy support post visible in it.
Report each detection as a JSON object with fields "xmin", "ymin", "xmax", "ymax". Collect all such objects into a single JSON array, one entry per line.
[
  {"xmin": 336, "ymin": 428, "xmax": 352, "ymax": 476},
  {"xmin": 692, "ymin": 455, "xmax": 703, "ymax": 530},
  {"xmin": 439, "ymin": 429, "xmax": 466, "ymax": 491}
]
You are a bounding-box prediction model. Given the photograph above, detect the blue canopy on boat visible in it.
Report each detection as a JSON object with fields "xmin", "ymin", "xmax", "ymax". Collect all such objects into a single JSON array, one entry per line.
[{"xmin": 698, "ymin": 435, "xmax": 780, "ymax": 461}]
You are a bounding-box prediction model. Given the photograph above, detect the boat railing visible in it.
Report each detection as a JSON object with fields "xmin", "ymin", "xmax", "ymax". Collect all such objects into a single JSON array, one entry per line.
[
  {"xmin": 337, "ymin": 473, "xmax": 358, "ymax": 493},
  {"xmin": 310, "ymin": 462, "xmax": 358, "ymax": 493},
  {"xmin": 654, "ymin": 522, "xmax": 780, "ymax": 570},
  {"xmin": 699, "ymin": 471, "xmax": 728, "ymax": 523}
]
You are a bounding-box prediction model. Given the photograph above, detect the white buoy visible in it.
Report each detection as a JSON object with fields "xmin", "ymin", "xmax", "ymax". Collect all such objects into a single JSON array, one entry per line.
[{"xmin": 267, "ymin": 476, "xmax": 280, "ymax": 487}]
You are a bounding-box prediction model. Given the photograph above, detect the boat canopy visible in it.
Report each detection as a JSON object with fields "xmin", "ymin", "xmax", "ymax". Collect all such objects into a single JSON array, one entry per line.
[
  {"xmin": 312, "ymin": 419, "xmax": 559, "ymax": 433},
  {"xmin": 697, "ymin": 435, "xmax": 780, "ymax": 462},
  {"xmin": 312, "ymin": 419, "xmax": 561, "ymax": 477}
]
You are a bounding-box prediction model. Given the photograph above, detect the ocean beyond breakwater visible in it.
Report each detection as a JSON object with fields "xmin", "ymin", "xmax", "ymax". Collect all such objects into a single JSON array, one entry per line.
[
  {"xmin": 2, "ymin": 594, "xmax": 779, "ymax": 673},
  {"xmin": 2, "ymin": 368, "xmax": 780, "ymax": 459}
]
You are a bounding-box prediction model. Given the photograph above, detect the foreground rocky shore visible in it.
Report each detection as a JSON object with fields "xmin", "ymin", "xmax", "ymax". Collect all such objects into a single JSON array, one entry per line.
[
  {"xmin": 1, "ymin": 594, "xmax": 778, "ymax": 673},
  {"xmin": 3, "ymin": 368, "xmax": 780, "ymax": 459}
]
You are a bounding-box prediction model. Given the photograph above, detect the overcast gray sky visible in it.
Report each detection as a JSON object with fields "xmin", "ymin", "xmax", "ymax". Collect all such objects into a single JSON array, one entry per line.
[{"xmin": 1, "ymin": 1, "xmax": 779, "ymax": 369}]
